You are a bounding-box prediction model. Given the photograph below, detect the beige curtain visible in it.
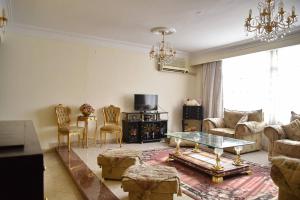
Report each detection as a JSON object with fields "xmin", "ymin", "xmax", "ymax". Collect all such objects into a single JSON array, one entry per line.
[{"xmin": 201, "ymin": 61, "xmax": 223, "ymax": 118}]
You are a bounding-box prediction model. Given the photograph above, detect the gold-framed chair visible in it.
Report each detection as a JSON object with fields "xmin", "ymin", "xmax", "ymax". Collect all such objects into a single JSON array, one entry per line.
[
  {"xmin": 99, "ymin": 105, "xmax": 122, "ymax": 147},
  {"xmin": 55, "ymin": 104, "xmax": 85, "ymax": 151}
]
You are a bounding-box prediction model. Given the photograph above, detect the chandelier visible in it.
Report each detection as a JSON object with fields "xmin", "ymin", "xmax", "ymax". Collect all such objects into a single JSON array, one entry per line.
[
  {"xmin": 149, "ymin": 27, "xmax": 176, "ymax": 65},
  {"xmin": 244, "ymin": 0, "xmax": 298, "ymax": 42}
]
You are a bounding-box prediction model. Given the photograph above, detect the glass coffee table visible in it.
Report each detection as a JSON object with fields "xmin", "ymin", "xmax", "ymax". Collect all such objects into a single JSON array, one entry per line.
[{"xmin": 167, "ymin": 131, "xmax": 255, "ymax": 183}]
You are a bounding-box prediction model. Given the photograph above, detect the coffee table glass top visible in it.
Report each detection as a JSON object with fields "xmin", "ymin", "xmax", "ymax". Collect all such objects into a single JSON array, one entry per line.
[{"xmin": 167, "ymin": 131, "xmax": 254, "ymax": 149}]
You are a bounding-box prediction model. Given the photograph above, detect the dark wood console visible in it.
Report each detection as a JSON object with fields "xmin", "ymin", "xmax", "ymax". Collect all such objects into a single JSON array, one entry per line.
[
  {"xmin": 0, "ymin": 120, "xmax": 44, "ymax": 200},
  {"xmin": 122, "ymin": 112, "xmax": 168, "ymax": 143}
]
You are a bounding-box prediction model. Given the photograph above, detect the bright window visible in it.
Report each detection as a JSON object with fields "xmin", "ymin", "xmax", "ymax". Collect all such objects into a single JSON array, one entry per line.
[{"xmin": 223, "ymin": 44, "xmax": 300, "ymax": 124}]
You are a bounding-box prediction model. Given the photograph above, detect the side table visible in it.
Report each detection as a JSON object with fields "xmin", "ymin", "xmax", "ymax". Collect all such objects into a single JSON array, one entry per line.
[{"xmin": 77, "ymin": 115, "xmax": 98, "ymax": 147}]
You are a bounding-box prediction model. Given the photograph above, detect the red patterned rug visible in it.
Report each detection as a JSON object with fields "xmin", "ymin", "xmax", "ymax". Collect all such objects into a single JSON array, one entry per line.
[{"xmin": 142, "ymin": 148, "xmax": 278, "ymax": 200}]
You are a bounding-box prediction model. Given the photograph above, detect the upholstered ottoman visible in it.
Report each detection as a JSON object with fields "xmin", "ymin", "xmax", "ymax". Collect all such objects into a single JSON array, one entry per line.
[
  {"xmin": 97, "ymin": 148, "xmax": 141, "ymax": 180},
  {"xmin": 121, "ymin": 164, "xmax": 181, "ymax": 200}
]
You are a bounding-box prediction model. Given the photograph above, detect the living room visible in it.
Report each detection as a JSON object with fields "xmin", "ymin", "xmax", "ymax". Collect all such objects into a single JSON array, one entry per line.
[{"xmin": 0, "ymin": 0, "xmax": 299, "ymax": 200}]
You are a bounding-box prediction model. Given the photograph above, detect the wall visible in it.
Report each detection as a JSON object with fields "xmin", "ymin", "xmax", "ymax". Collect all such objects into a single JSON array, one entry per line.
[
  {"xmin": 190, "ymin": 29, "xmax": 300, "ymax": 65},
  {"xmin": 0, "ymin": 32, "xmax": 196, "ymax": 150}
]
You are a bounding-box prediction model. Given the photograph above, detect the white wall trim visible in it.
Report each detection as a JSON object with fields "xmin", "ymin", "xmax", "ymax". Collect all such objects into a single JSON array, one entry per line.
[
  {"xmin": 190, "ymin": 27, "xmax": 300, "ymax": 65},
  {"xmin": 7, "ymin": 23, "xmax": 189, "ymax": 56}
]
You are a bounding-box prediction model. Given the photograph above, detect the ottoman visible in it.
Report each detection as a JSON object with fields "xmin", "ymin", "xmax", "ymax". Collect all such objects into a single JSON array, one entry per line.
[
  {"xmin": 121, "ymin": 164, "xmax": 181, "ymax": 200},
  {"xmin": 97, "ymin": 148, "xmax": 141, "ymax": 180}
]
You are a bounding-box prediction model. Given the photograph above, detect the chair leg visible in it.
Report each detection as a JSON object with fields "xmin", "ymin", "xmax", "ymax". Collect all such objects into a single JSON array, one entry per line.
[
  {"xmin": 78, "ymin": 134, "xmax": 80, "ymax": 146},
  {"xmin": 67, "ymin": 134, "xmax": 70, "ymax": 152},
  {"xmin": 100, "ymin": 129, "xmax": 102, "ymax": 146},
  {"xmin": 119, "ymin": 129, "xmax": 123, "ymax": 147},
  {"xmin": 58, "ymin": 133, "xmax": 60, "ymax": 149},
  {"xmin": 104, "ymin": 132, "xmax": 107, "ymax": 144},
  {"xmin": 116, "ymin": 132, "xmax": 118, "ymax": 144}
]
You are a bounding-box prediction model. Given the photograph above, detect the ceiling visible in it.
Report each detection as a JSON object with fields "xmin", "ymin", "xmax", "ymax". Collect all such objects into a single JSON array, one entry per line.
[{"xmin": 10, "ymin": 0, "xmax": 300, "ymax": 53}]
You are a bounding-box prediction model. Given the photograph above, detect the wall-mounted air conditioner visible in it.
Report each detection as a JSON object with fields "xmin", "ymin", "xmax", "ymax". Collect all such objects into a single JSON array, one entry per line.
[{"xmin": 158, "ymin": 57, "xmax": 189, "ymax": 73}]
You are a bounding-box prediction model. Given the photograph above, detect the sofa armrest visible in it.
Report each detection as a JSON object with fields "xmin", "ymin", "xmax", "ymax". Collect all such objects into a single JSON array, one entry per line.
[
  {"xmin": 271, "ymin": 156, "xmax": 300, "ymax": 197},
  {"xmin": 264, "ymin": 125, "xmax": 287, "ymax": 143},
  {"xmin": 203, "ymin": 118, "xmax": 225, "ymax": 132},
  {"xmin": 235, "ymin": 121, "xmax": 265, "ymax": 136}
]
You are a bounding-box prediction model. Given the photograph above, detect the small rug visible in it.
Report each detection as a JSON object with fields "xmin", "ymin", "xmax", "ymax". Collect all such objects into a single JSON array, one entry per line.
[{"xmin": 141, "ymin": 148, "xmax": 278, "ymax": 200}]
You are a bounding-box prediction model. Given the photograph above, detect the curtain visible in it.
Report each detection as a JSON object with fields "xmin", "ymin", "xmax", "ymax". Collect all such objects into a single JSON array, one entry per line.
[{"xmin": 201, "ymin": 61, "xmax": 223, "ymax": 118}]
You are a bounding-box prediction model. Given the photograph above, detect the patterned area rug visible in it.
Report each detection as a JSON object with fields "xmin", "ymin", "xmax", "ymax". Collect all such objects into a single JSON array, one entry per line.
[{"xmin": 141, "ymin": 148, "xmax": 278, "ymax": 200}]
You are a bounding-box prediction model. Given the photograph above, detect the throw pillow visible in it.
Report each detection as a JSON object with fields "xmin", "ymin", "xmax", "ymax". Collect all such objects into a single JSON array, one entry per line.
[
  {"xmin": 282, "ymin": 119, "xmax": 300, "ymax": 141},
  {"xmin": 236, "ymin": 114, "xmax": 248, "ymax": 125},
  {"xmin": 224, "ymin": 109, "xmax": 246, "ymax": 129},
  {"xmin": 291, "ymin": 111, "xmax": 300, "ymax": 122},
  {"xmin": 247, "ymin": 109, "xmax": 263, "ymax": 122}
]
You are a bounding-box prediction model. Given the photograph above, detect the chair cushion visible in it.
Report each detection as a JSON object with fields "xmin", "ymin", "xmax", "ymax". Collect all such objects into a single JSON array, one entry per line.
[
  {"xmin": 208, "ymin": 128, "xmax": 235, "ymax": 138},
  {"xmin": 224, "ymin": 109, "xmax": 246, "ymax": 129},
  {"xmin": 100, "ymin": 124, "xmax": 121, "ymax": 131},
  {"xmin": 291, "ymin": 111, "xmax": 300, "ymax": 122},
  {"xmin": 282, "ymin": 119, "xmax": 300, "ymax": 141},
  {"xmin": 273, "ymin": 139, "xmax": 300, "ymax": 159},
  {"xmin": 58, "ymin": 126, "xmax": 84, "ymax": 133}
]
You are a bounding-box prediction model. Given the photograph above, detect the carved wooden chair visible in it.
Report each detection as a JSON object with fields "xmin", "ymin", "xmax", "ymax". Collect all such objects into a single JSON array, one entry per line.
[
  {"xmin": 99, "ymin": 105, "xmax": 122, "ymax": 147},
  {"xmin": 55, "ymin": 104, "xmax": 85, "ymax": 151}
]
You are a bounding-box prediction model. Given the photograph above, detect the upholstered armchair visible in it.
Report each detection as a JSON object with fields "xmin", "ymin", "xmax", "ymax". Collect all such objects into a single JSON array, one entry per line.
[
  {"xmin": 203, "ymin": 109, "xmax": 265, "ymax": 154},
  {"xmin": 264, "ymin": 119, "xmax": 300, "ymax": 160},
  {"xmin": 271, "ymin": 156, "xmax": 300, "ymax": 200}
]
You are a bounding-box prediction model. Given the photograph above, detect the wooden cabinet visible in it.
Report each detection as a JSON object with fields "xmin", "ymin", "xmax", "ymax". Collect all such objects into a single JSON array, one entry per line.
[
  {"xmin": 182, "ymin": 105, "xmax": 203, "ymax": 131},
  {"xmin": 122, "ymin": 112, "xmax": 168, "ymax": 143},
  {"xmin": 0, "ymin": 120, "xmax": 44, "ymax": 200}
]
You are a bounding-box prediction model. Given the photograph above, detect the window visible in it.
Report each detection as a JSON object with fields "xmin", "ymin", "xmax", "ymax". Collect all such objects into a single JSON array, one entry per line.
[{"xmin": 223, "ymin": 44, "xmax": 300, "ymax": 124}]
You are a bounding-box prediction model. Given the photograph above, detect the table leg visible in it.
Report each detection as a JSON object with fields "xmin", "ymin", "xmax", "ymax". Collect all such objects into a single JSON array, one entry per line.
[
  {"xmin": 175, "ymin": 138, "xmax": 182, "ymax": 156},
  {"xmin": 212, "ymin": 148, "xmax": 224, "ymax": 171},
  {"xmin": 192, "ymin": 143, "xmax": 201, "ymax": 153},
  {"xmin": 85, "ymin": 120, "xmax": 88, "ymax": 148},
  {"xmin": 233, "ymin": 146, "xmax": 243, "ymax": 166},
  {"xmin": 94, "ymin": 120, "xmax": 98, "ymax": 144},
  {"xmin": 212, "ymin": 175, "xmax": 223, "ymax": 184}
]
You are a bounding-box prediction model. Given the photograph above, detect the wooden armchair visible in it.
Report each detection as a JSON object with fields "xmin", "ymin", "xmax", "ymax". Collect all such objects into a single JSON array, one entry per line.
[
  {"xmin": 55, "ymin": 104, "xmax": 85, "ymax": 151},
  {"xmin": 99, "ymin": 105, "xmax": 122, "ymax": 147}
]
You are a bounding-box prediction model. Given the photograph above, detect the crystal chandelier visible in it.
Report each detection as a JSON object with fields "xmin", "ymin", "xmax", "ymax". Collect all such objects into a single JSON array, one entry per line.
[
  {"xmin": 244, "ymin": 0, "xmax": 298, "ymax": 42},
  {"xmin": 149, "ymin": 27, "xmax": 176, "ymax": 65}
]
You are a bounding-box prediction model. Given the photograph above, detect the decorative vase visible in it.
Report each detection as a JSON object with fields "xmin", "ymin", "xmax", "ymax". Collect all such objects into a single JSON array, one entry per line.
[{"xmin": 80, "ymin": 103, "xmax": 95, "ymax": 116}]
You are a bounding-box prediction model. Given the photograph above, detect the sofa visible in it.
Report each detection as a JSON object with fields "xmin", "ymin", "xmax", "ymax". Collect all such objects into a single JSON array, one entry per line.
[
  {"xmin": 271, "ymin": 156, "xmax": 300, "ymax": 200},
  {"xmin": 264, "ymin": 112, "xmax": 300, "ymax": 160},
  {"xmin": 203, "ymin": 109, "xmax": 265, "ymax": 154}
]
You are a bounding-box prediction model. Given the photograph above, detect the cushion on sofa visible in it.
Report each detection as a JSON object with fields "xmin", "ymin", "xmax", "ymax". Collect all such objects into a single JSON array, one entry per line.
[
  {"xmin": 236, "ymin": 114, "xmax": 248, "ymax": 126},
  {"xmin": 247, "ymin": 109, "xmax": 263, "ymax": 122},
  {"xmin": 224, "ymin": 109, "xmax": 246, "ymax": 129},
  {"xmin": 282, "ymin": 119, "xmax": 300, "ymax": 141},
  {"xmin": 209, "ymin": 128, "xmax": 235, "ymax": 138},
  {"xmin": 273, "ymin": 139, "xmax": 300, "ymax": 159},
  {"xmin": 291, "ymin": 111, "xmax": 300, "ymax": 122}
]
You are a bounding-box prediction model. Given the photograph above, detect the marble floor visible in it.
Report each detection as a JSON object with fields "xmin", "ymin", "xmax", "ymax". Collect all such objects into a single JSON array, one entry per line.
[{"xmin": 44, "ymin": 141, "xmax": 270, "ymax": 200}]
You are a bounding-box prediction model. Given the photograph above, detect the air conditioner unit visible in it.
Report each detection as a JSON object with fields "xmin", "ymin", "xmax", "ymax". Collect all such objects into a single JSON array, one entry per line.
[{"xmin": 158, "ymin": 58, "xmax": 189, "ymax": 73}]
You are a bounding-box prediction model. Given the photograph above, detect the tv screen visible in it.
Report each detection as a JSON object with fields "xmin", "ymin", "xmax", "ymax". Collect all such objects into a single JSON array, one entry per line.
[{"xmin": 134, "ymin": 94, "xmax": 158, "ymax": 111}]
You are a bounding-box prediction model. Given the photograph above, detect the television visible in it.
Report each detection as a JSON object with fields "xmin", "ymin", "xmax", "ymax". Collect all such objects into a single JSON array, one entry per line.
[{"xmin": 134, "ymin": 94, "xmax": 158, "ymax": 111}]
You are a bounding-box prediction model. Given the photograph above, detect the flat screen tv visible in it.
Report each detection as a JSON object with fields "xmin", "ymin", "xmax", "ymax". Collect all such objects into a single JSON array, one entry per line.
[{"xmin": 134, "ymin": 94, "xmax": 158, "ymax": 111}]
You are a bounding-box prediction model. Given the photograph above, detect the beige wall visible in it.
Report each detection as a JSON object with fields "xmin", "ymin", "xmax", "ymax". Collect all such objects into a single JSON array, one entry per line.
[
  {"xmin": 0, "ymin": 32, "xmax": 197, "ymax": 150},
  {"xmin": 190, "ymin": 29, "xmax": 300, "ymax": 65}
]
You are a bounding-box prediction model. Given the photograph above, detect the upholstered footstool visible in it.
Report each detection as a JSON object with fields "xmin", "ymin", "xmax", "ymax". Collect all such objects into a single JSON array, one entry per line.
[
  {"xmin": 121, "ymin": 164, "xmax": 181, "ymax": 200},
  {"xmin": 97, "ymin": 148, "xmax": 141, "ymax": 180}
]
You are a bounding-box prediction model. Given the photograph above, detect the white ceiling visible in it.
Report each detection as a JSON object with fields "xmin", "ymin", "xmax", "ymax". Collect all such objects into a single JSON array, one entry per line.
[{"xmin": 10, "ymin": 0, "xmax": 300, "ymax": 52}]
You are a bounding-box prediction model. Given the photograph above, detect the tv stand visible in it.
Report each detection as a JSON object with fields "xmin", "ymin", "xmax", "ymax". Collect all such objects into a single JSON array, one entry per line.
[{"xmin": 122, "ymin": 111, "xmax": 168, "ymax": 143}]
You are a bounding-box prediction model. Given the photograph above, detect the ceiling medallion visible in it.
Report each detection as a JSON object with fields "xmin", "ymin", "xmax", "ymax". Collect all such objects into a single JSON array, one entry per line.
[
  {"xmin": 245, "ymin": 0, "xmax": 298, "ymax": 42},
  {"xmin": 149, "ymin": 27, "xmax": 176, "ymax": 65}
]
